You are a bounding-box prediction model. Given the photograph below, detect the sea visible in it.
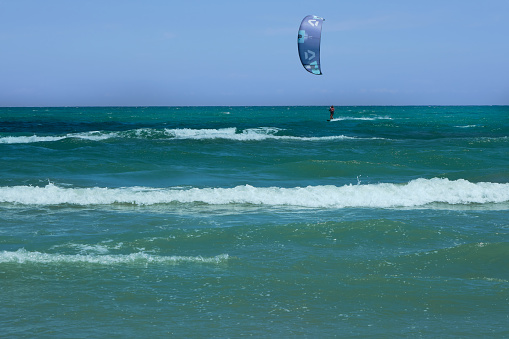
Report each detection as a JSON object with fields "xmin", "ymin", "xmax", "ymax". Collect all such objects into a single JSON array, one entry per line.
[{"xmin": 1, "ymin": 106, "xmax": 508, "ymax": 337}]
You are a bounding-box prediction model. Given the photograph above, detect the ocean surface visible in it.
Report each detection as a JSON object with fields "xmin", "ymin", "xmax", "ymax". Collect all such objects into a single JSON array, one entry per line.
[{"xmin": 1, "ymin": 106, "xmax": 508, "ymax": 337}]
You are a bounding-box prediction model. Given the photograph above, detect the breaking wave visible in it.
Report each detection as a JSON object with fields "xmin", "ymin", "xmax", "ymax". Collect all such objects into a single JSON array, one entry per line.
[
  {"xmin": 329, "ymin": 116, "xmax": 392, "ymax": 122},
  {"xmin": 1, "ymin": 178, "xmax": 508, "ymax": 209},
  {"xmin": 0, "ymin": 248, "xmax": 229, "ymax": 265},
  {"xmin": 0, "ymin": 131, "xmax": 118, "ymax": 144},
  {"xmin": 0, "ymin": 127, "xmax": 372, "ymax": 144}
]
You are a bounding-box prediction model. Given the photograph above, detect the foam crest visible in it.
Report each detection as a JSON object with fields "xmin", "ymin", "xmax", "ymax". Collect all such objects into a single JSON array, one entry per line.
[
  {"xmin": 0, "ymin": 131, "xmax": 117, "ymax": 144},
  {"xmin": 1, "ymin": 178, "xmax": 508, "ymax": 208},
  {"xmin": 163, "ymin": 127, "xmax": 356, "ymax": 141},
  {"xmin": 330, "ymin": 116, "xmax": 392, "ymax": 122},
  {"xmin": 1, "ymin": 127, "xmax": 364, "ymax": 144},
  {"xmin": 164, "ymin": 127, "xmax": 258, "ymax": 140},
  {"xmin": 0, "ymin": 135, "xmax": 66, "ymax": 144},
  {"xmin": 0, "ymin": 248, "xmax": 229, "ymax": 265}
]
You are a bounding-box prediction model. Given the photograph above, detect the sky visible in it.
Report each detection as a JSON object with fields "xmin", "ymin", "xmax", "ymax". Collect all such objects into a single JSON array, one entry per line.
[{"xmin": 1, "ymin": 0, "xmax": 508, "ymax": 106}]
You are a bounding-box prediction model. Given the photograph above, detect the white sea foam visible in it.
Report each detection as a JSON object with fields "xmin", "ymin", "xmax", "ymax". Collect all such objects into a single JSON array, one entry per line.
[
  {"xmin": 66, "ymin": 243, "xmax": 111, "ymax": 255},
  {"xmin": 330, "ymin": 116, "xmax": 392, "ymax": 122},
  {"xmin": 163, "ymin": 127, "xmax": 358, "ymax": 141},
  {"xmin": 0, "ymin": 248, "xmax": 229, "ymax": 265},
  {"xmin": 1, "ymin": 178, "xmax": 508, "ymax": 208},
  {"xmin": 0, "ymin": 135, "xmax": 66, "ymax": 144},
  {"xmin": 0, "ymin": 131, "xmax": 116, "ymax": 144},
  {"xmin": 0, "ymin": 127, "xmax": 368, "ymax": 144}
]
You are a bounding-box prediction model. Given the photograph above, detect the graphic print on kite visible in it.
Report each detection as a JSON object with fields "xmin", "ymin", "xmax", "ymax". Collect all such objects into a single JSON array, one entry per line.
[{"xmin": 298, "ymin": 15, "xmax": 324, "ymax": 75}]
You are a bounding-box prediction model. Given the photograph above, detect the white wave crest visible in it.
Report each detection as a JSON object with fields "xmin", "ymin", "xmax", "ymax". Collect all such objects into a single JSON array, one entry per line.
[
  {"xmin": 163, "ymin": 127, "xmax": 359, "ymax": 141},
  {"xmin": 164, "ymin": 127, "xmax": 276, "ymax": 140},
  {"xmin": 0, "ymin": 131, "xmax": 117, "ymax": 144},
  {"xmin": 0, "ymin": 127, "xmax": 366, "ymax": 144},
  {"xmin": 330, "ymin": 116, "xmax": 392, "ymax": 122},
  {"xmin": 1, "ymin": 178, "xmax": 508, "ymax": 208},
  {"xmin": 0, "ymin": 248, "xmax": 229, "ymax": 265},
  {"xmin": 0, "ymin": 135, "xmax": 66, "ymax": 144}
]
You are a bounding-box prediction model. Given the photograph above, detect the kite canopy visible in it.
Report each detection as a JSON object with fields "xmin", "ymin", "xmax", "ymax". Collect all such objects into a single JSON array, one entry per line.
[{"xmin": 297, "ymin": 15, "xmax": 324, "ymax": 75}]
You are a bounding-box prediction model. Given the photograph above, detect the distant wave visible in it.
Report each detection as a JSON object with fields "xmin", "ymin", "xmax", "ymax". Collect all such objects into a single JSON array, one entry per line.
[
  {"xmin": 0, "ymin": 131, "xmax": 117, "ymax": 144},
  {"xmin": 1, "ymin": 178, "xmax": 508, "ymax": 209},
  {"xmin": 0, "ymin": 127, "xmax": 370, "ymax": 144},
  {"xmin": 0, "ymin": 248, "xmax": 229, "ymax": 265},
  {"xmin": 162, "ymin": 127, "xmax": 364, "ymax": 141},
  {"xmin": 329, "ymin": 116, "xmax": 392, "ymax": 122}
]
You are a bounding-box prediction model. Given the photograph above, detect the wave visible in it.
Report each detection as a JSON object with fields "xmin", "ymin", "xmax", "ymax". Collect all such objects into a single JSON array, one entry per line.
[
  {"xmin": 0, "ymin": 127, "xmax": 371, "ymax": 144},
  {"xmin": 162, "ymin": 127, "xmax": 365, "ymax": 141},
  {"xmin": 455, "ymin": 125, "xmax": 480, "ymax": 128},
  {"xmin": 329, "ymin": 116, "xmax": 392, "ymax": 122},
  {"xmin": 1, "ymin": 178, "xmax": 508, "ymax": 209},
  {"xmin": 0, "ymin": 131, "xmax": 118, "ymax": 144},
  {"xmin": 0, "ymin": 248, "xmax": 229, "ymax": 265}
]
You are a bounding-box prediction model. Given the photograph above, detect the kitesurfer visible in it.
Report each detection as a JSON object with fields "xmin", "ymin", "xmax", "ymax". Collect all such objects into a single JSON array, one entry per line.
[{"xmin": 329, "ymin": 105, "xmax": 335, "ymax": 120}]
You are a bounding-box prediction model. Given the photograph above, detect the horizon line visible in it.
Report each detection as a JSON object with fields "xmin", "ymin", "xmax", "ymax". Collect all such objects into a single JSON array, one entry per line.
[{"xmin": 2, "ymin": 104, "xmax": 508, "ymax": 108}]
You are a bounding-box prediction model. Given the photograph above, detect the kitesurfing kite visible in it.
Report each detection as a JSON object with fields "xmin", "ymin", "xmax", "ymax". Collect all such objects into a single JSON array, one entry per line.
[{"xmin": 298, "ymin": 15, "xmax": 324, "ymax": 75}]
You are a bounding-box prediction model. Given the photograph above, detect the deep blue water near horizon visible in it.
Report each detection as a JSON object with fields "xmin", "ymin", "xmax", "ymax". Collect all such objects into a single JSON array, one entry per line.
[{"xmin": 1, "ymin": 106, "xmax": 508, "ymax": 337}]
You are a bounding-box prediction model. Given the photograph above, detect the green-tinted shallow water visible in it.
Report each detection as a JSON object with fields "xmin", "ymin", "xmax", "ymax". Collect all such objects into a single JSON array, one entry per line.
[{"xmin": 1, "ymin": 106, "xmax": 508, "ymax": 337}]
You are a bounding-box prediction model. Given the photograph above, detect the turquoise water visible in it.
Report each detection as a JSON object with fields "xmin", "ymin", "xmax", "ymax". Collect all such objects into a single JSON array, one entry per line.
[{"xmin": 1, "ymin": 106, "xmax": 508, "ymax": 337}]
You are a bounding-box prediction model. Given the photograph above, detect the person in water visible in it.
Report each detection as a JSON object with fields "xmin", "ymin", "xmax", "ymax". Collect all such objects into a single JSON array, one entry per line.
[{"xmin": 329, "ymin": 105, "xmax": 335, "ymax": 120}]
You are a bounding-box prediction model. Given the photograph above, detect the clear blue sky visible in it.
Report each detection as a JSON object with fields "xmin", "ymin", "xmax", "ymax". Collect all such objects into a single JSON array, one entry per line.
[{"xmin": 1, "ymin": 0, "xmax": 508, "ymax": 106}]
